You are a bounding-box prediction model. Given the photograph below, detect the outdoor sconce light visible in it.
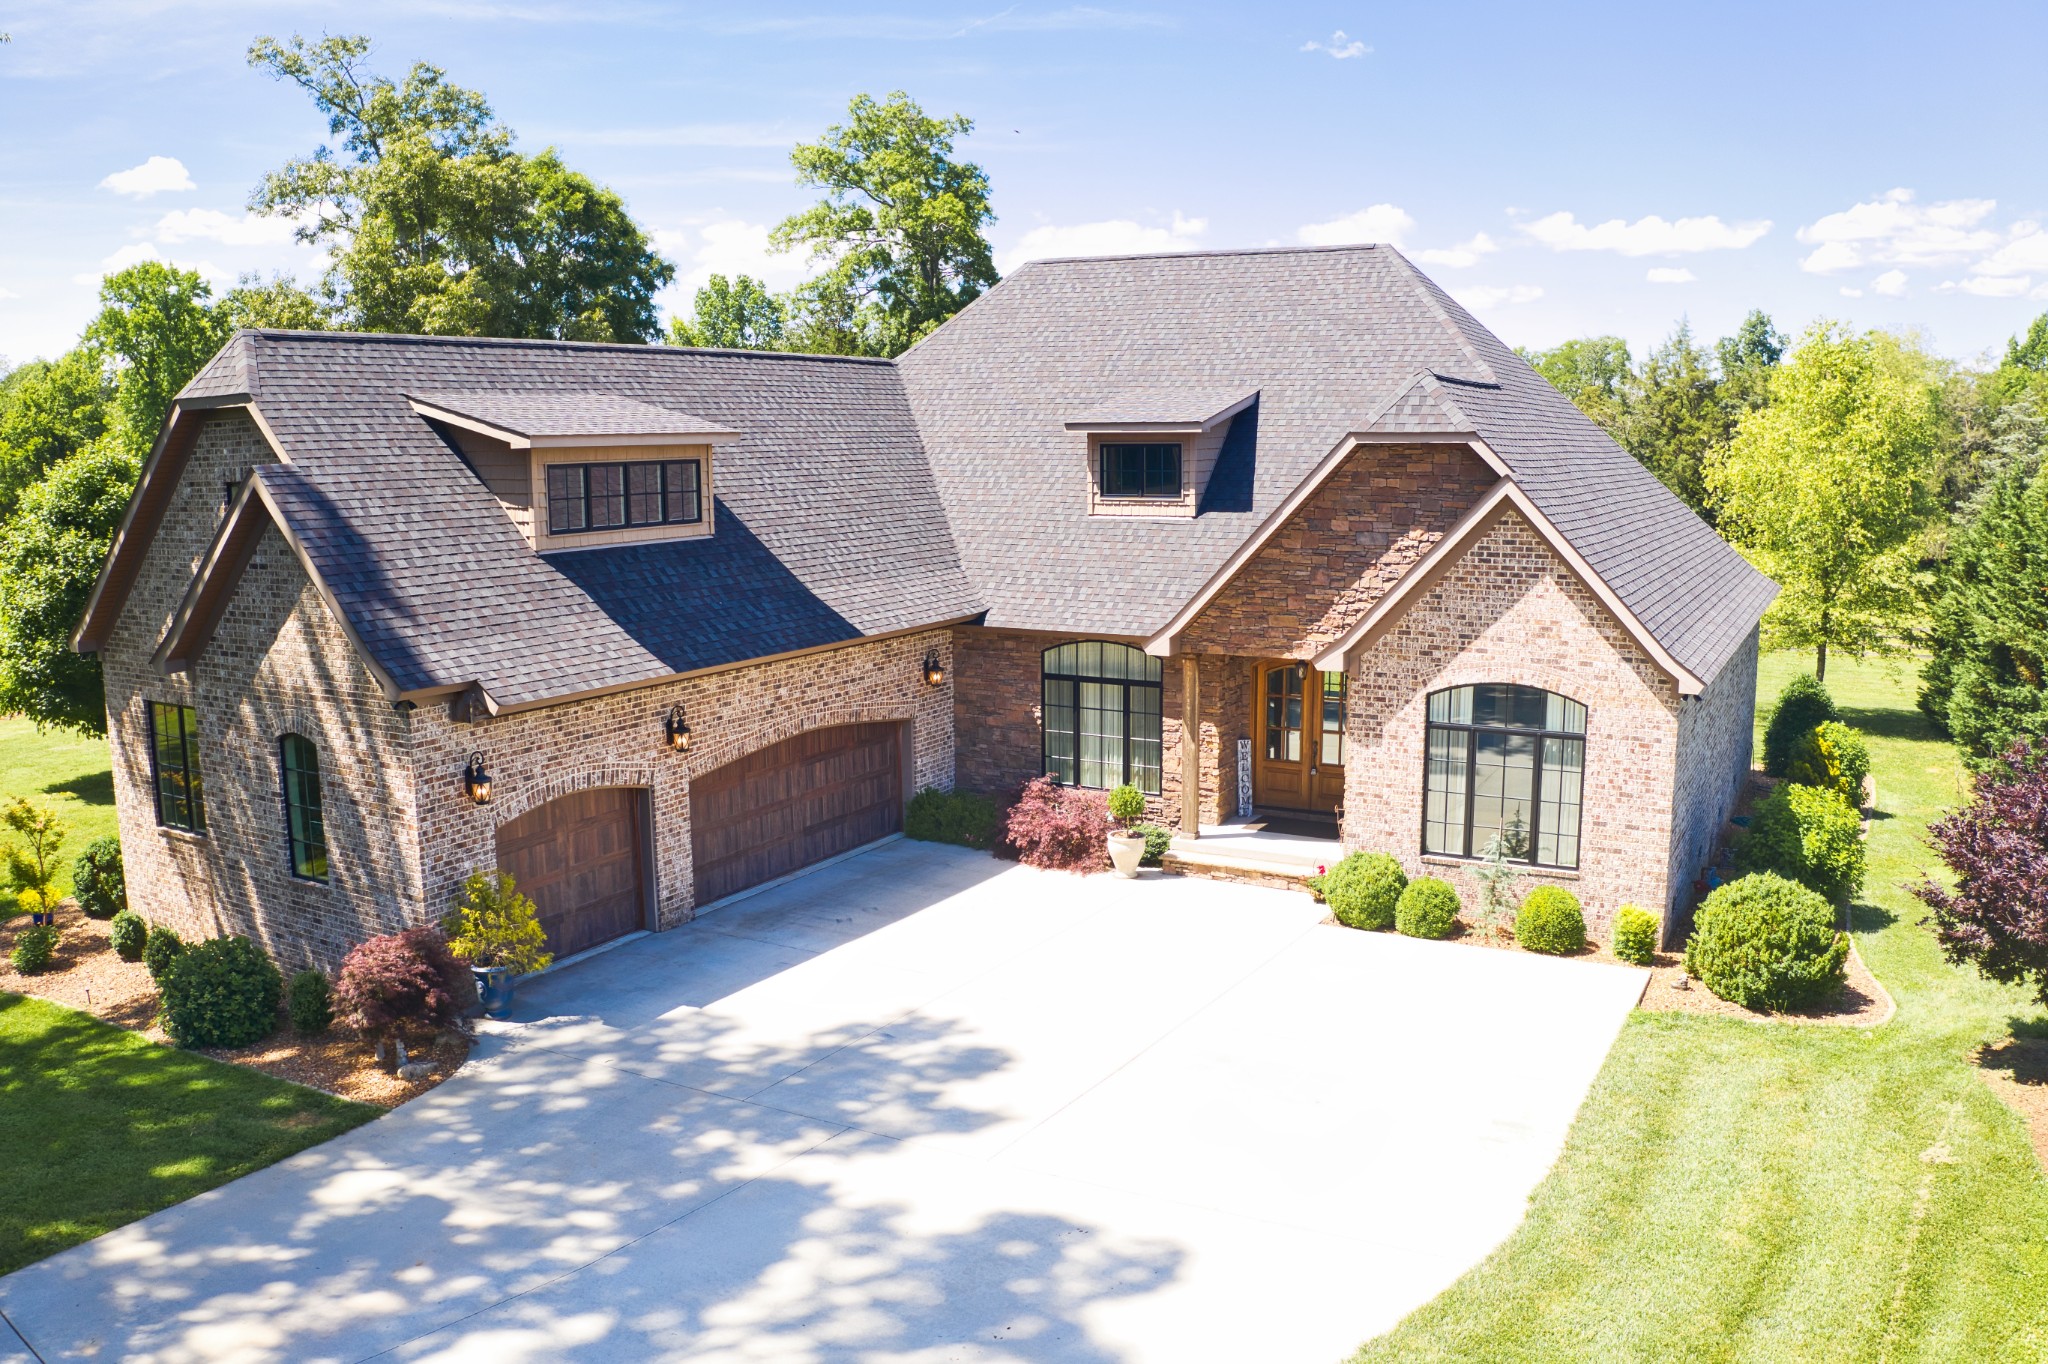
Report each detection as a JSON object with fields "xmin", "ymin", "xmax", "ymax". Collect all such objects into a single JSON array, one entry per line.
[
  {"xmin": 463, "ymin": 751, "xmax": 492, "ymax": 805},
  {"xmin": 922, "ymin": 649, "xmax": 946, "ymax": 687},
  {"xmin": 664, "ymin": 702, "xmax": 692, "ymax": 753}
]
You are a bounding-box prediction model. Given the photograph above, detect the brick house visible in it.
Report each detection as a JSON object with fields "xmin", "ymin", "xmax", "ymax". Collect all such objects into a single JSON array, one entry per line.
[{"xmin": 74, "ymin": 245, "xmax": 1774, "ymax": 968}]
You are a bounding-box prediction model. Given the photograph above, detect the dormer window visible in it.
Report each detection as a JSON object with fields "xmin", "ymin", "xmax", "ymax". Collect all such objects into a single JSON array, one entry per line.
[
  {"xmin": 1065, "ymin": 385, "xmax": 1256, "ymax": 519},
  {"xmin": 546, "ymin": 459, "xmax": 702, "ymax": 535},
  {"xmin": 1100, "ymin": 442, "xmax": 1183, "ymax": 499}
]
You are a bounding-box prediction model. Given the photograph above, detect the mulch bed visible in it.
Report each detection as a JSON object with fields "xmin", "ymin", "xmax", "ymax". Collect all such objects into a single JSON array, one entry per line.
[{"xmin": 1, "ymin": 904, "xmax": 469, "ymax": 1109}]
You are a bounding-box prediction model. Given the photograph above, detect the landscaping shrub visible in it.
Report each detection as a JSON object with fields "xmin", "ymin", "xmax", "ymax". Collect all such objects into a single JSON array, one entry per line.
[
  {"xmin": 10, "ymin": 922, "xmax": 58, "ymax": 974},
  {"xmin": 108, "ymin": 909, "xmax": 147, "ymax": 961},
  {"xmin": 1762, "ymin": 673, "xmax": 1839, "ymax": 776},
  {"xmin": 158, "ymin": 935, "xmax": 283, "ymax": 1049},
  {"xmin": 71, "ymin": 836, "xmax": 126, "ymax": 919},
  {"xmin": 1516, "ymin": 885, "xmax": 1586, "ymax": 954},
  {"xmin": 904, "ymin": 787, "xmax": 1001, "ymax": 849},
  {"xmin": 1683, "ymin": 872, "xmax": 1848, "ymax": 1010},
  {"xmin": 1319, "ymin": 852, "xmax": 1406, "ymax": 930},
  {"xmin": 1395, "ymin": 877, "xmax": 1460, "ymax": 939},
  {"xmin": 1003, "ymin": 775, "xmax": 1107, "ymax": 871},
  {"xmin": 441, "ymin": 870, "xmax": 552, "ymax": 976},
  {"xmin": 288, "ymin": 968, "xmax": 334, "ymax": 1035},
  {"xmin": 335, "ymin": 926, "xmax": 468, "ymax": 1051},
  {"xmin": 1106, "ymin": 784, "xmax": 1147, "ymax": 829},
  {"xmin": 1611, "ymin": 904, "xmax": 1659, "ymax": 966},
  {"xmin": 1132, "ymin": 823, "xmax": 1173, "ymax": 867},
  {"xmin": 141, "ymin": 924, "xmax": 184, "ymax": 980},
  {"xmin": 1, "ymin": 797, "xmax": 67, "ymax": 920},
  {"xmin": 1734, "ymin": 781, "xmax": 1866, "ymax": 901},
  {"xmin": 1786, "ymin": 720, "xmax": 1872, "ymax": 806},
  {"xmin": 1916, "ymin": 740, "xmax": 2048, "ymax": 1002}
]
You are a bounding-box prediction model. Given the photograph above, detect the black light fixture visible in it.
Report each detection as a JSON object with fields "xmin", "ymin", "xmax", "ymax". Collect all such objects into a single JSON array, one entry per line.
[
  {"xmin": 664, "ymin": 702, "xmax": 692, "ymax": 753},
  {"xmin": 922, "ymin": 649, "xmax": 946, "ymax": 687},
  {"xmin": 463, "ymin": 751, "xmax": 492, "ymax": 805}
]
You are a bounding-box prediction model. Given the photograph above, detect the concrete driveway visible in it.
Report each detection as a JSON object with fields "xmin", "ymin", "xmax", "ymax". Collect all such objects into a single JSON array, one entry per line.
[{"xmin": 0, "ymin": 838, "xmax": 1647, "ymax": 1364}]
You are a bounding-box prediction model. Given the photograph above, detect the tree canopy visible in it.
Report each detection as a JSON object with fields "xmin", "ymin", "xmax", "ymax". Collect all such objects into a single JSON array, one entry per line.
[
  {"xmin": 669, "ymin": 274, "xmax": 786, "ymax": 350},
  {"xmin": 86, "ymin": 261, "xmax": 231, "ymax": 454}
]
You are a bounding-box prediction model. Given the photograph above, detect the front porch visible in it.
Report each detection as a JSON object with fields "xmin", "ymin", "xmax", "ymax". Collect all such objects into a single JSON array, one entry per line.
[{"xmin": 1163, "ymin": 811, "xmax": 1345, "ymax": 889}]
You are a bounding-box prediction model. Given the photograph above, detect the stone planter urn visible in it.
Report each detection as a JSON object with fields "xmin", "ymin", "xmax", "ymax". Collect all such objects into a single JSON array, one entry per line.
[
  {"xmin": 1106, "ymin": 831, "xmax": 1146, "ymax": 878},
  {"xmin": 473, "ymin": 964, "xmax": 516, "ymax": 1018}
]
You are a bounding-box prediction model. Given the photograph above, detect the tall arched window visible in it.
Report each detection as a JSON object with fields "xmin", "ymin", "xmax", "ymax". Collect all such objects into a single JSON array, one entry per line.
[
  {"xmin": 1422, "ymin": 684, "xmax": 1586, "ymax": 869},
  {"xmin": 280, "ymin": 734, "xmax": 328, "ymax": 882},
  {"xmin": 1041, "ymin": 642, "xmax": 1163, "ymax": 794}
]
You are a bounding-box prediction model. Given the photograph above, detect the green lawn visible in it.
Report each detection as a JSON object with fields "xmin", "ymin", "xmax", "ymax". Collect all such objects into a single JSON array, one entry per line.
[
  {"xmin": 0, "ymin": 714, "xmax": 118, "ymax": 906},
  {"xmin": 0, "ymin": 992, "xmax": 375, "ymax": 1275},
  {"xmin": 1353, "ymin": 653, "xmax": 2048, "ymax": 1363}
]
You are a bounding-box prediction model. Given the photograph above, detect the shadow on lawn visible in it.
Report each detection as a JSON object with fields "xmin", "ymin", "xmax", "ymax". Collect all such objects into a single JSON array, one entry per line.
[
  {"xmin": 1835, "ymin": 703, "xmax": 1937, "ymax": 742},
  {"xmin": 44, "ymin": 768, "xmax": 113, "ymax": 808}
]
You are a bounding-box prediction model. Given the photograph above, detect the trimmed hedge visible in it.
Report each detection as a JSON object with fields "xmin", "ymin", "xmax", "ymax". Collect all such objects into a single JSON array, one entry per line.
[
  {"xmin": 1762, "ymin": 673, "xmax": 1839, "ymax": 777},
  {"xmin": 1516, "ymin": 885, "xmax": 1586, "ymax": 954},
  {"xmin": 141, "ymin": 924, "xmax": 184, "ymax": 980},
  {"xmin": 1319, "ymin": 852, "xmax": 1407, "ymax": 930},
  {"xmin": 1611, "ymin": 904, "xmax": 1659, "ymax": 966},
  {"xmin": 1786, "ymin": 720, "xmax": 1872, "ymax": 807},
  {"xmin": 158, "ymin": 935, "xmax": 283, "ymax": 1050},
  {"xmin": 904, "ymin": 787, "xmax": 1002, "ymax": 850},
  {"xmin": 1735, "ymin": 781, "xmax": 1866, "ymax": 901},
  {"xmin": 10, "ymin": 922, "xmax": 58, "ymax": 974},
  {"xmin": 1683, "ymin": 872, "xmax": 1848, "ymax": 1010},
  {"xmin": 71, "ymin": 837, "xmax": 126, "ymax": 920},
  {"xmin": 1396, "ymin": 878, "xmax": 1460, "ymax": 939},
  {"xmin": 1132, "ymin": 823, "xmax": 1173, "ymax": 867},
  {"xmin": 108, "ymin": 910, "xmax": 147, "ymax": 961},
  {"xmin": 288, "ymin": 969, "xmax": 334, "ymax": 1035}
]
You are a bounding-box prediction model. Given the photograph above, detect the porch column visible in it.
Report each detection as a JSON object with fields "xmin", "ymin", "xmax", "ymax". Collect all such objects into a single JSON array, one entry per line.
[{"xmin": 1180, "ymin": 655, "xmax": 1201, "ymax": 836}]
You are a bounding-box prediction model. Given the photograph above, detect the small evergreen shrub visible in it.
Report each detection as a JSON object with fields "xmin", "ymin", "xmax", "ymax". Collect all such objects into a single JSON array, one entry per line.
[
  {"xmin": 109, "ymin": 909, "xmax": 147, "ymax": 961},
  {"xmin": 1320, "ymin": 852, "xmax": 1407, "ymax": 930},
  {"xmin": 1762, "ymin": 673, "xmax": 1840, "ymax": 776},
  {"xmin": 1106, "ymin": 784, "xmax": 1147, "ymax": 829},
  {"xmin": 1516, "ymin": 885, "xmax": 1586, "ymax": 954},
  {"xmin": 142, "ymin": 924, "xmax": 185, "ymax": 980},
  {"xmin": 71, "ymin": 837, "xmax": 126, "ymax": 920},
  {"xmin": 1611, "ymin": 904, "xmax": 1659, "ymax": 966},
  {"xmin": 1, "ymin": 797, "xmax": 67, "ymax": 921},
  {"xmin": 1395, "ymin": 877, "xmax": 1460, "ymax": 939},
  {"xmin": 441, "ymin": 870, "xmax": 552, "ymax": 975},
  {"xmin": 10, "ymin": 922, "xmax": 58, "ymax": 974},
  {"xmin": 158, "ymin": 935, "xmax": 283, "ymax": 1049},
  {"xmin": 1734, "ymin": 782, "xmax": 1866, "ymax": 901},
  {"xmin": 1132, "ymin": 824, "xmax": 1173, "ymax": 867},
  {"xmin": 288, "ymin": 968, "xmax": 333, "ymax": 1035},
  {"xmin": 1004, "ymin": 776, "xmax": 1108, "ymax": 871},
  {"xmin": 1683, "ymin": 872, "xmax": 1848, "ymax": 1010},
  {"xmin": 904, "ymin": 787, "xmax": 1001, "ymax": 849},
  {"xmin": 1786, "ymin": 720, "xmax": 1872, "ymax": 806}
]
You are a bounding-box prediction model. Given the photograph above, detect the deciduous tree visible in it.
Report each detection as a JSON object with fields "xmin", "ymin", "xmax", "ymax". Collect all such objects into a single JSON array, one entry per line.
[
  {"xmin": 85, "ymin": 262, "xmax": 230, "ymax": 453},
  {"xmin": 668, "ymin": 274, "xmax": 786, "ymax": 350},
  {"xmin": 1916, "ymin": 741, "xmax": 2048, "ymax": 1002}
]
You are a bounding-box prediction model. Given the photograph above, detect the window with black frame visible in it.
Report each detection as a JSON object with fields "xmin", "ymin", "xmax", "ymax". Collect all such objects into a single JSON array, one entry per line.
[
  {"xmin": 1041, "ymin": 641, "xmax": 1163, "ymax": 794},
  {"xmin": 1422, "ymin": 684, "xmax": 1586, "ymax": 868},
  {"xmin": 546, "ymin": 459, "xmax": 702, "ymax": 534},
  {"xmin": 148, "ymin": 701, "xmax": 206, "ymax": 833},
  {"xmin": 1098, "ymin": 442, "xmax": 1182, "ymax": 498},
  {"xmin": 280, "ymin": 734, "xmax": 328, "ymax": 882}
]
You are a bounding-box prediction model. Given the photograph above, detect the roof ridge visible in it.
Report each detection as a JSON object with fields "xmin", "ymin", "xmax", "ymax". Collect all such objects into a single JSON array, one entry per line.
[
  {"xmin": 1012, "ymin": 242, "xmax": 1385, "ymax": 269},
  {"xmin": 1375, "ymin": 247, "xmax": 1500, "ymax": 385},
  {"xmin": 237, "ymin": 328, "xmax": 899, "ymax": 366}
]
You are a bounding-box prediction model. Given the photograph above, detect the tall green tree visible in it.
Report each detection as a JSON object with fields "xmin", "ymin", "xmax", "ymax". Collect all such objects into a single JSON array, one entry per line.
[
  {"xmin": 248, "ymin": 33, "xmax": 673, "ymax": 341},
  {"xmin": 1520, "ymin": 336, "xmax": 1633, "ymax": 435},
  {"xmin": 1616, "ymin": 322, "xmax": 1728, "ymax": 521},
  {"xmin": 1714, "ymin": 308, "xmax": 1786, "ymax": 415},
  {"xmin": 668, "ymin": 274, "xmax": 786, "ymax": 350},
  {"xmin": 0, "ymin": 349, "xmax": 113, "ymax": 524},
  {"xmin": 1986, "ymin": 313, "xmax": 2048, "ymax": 412},
  {"xmin": 1707, "ymin": 322, "xmax": 1943, "ymax": 679},
  {"xmin": 770, "ymin": 91, "xmax": 997, "ymax": 357},
  {"xmin": 218, "ymin": 273, "xmax": 333, "ymax": 332},
  {"xmin": 85, "ymin": 262, "xmax": 230, "ymax": 454}
]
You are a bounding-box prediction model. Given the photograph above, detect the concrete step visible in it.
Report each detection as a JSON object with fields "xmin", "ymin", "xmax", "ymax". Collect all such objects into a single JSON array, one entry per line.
[{"xmin": 1159, "ymin": 847, "xmax": 1323, "ymax": 892}]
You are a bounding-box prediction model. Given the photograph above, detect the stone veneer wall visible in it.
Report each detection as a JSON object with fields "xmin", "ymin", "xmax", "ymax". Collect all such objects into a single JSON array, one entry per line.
[
  {"xmin": 1341, "ymin": 510, "xmax": 1683, "ymax": 935},
  {"xmin": 1666, "ymin": 624, "xmax": 1760, "ymax": 938}
]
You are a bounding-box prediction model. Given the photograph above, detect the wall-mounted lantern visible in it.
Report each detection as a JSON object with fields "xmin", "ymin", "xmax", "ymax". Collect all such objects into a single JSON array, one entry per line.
[
  {"xmin": 922, "ymin": 649, "xmax": 946, "ymax": 688},
  {"xmin": 664, "ymin": 703, "xmax": 692, "ymax": 753},
  {"xmin": 463, "ymin": 751, "xmax": 492, "ymax": 805}
]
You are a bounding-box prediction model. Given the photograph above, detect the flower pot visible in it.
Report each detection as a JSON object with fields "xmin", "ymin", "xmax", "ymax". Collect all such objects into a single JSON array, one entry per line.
[
  {"xmin": 29, "ymin": 910, "xmax": 54, "ymax": 927},
  {"xmin": 1107, "ymin": 831, "xmax": 1146, "ymax": 878},
  {"xmin": 472, "ymin": 964, "xmax": 515, "ymax": 1018}
]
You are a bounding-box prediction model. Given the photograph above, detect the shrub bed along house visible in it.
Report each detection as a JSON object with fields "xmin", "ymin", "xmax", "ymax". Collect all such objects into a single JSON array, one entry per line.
[
  {"xmin": 905, "ymin": 787, "xmax": 1001, "ymax": 849},
  {"xmin": 1317, "ymin": 852, "xmax": 1407, "ymax": 930},
  {"xmin": 289, "ymin": 969, "xmax": 334, "ymax": 1035},
  {"xmin": 1003, "ymin": 775, "xmax": 1108, "ymax": 871},
  {"xmin": 1735, "ymin": 781, "xmax": 1867, "ymax": 901},
  {"xmin": 1786, "ymin": 720, "xmax": 1872, "ymax": 806},
  {"xmin": 141, "ymin": 924, "xmax": 183, "ymax": 980},
  {"xmin": 1683, "ymin": 872, "xmax": 1849, "ymax": 1010},
  {"xmin": 1396, "ymin": 878, "xmax": 1461, "ymax": 939},
  {"xmin": 1515, "ymin": 885, "xmax": 1586, "ymax": 954},
  {"xmin": 1762, "ymin": 672, "xmax": 1840, "ymax": 776},
  {"xmin": 158, "ymin": 935, "xmax": 284, "ymax": 1050},
  {"xmin": 1611, "ymin": 904, "xmax": 1659, "ymax": 965},
  {"xmin": 71, "ymin": 837, "xmax": 125, "ymax": 920},
  {"xmin": 108, "ymin": 910, "xmax": 146, "ymax": 961}
]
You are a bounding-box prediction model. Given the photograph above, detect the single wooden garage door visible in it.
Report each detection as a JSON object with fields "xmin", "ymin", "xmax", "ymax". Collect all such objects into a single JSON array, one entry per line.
[
  {"xmin": 495, "ymin": 787, "xmax": 646, "ymax": 959},
  {"xmin": 691, "ymin": 722, "xmax": 903, "ymax": 905}
]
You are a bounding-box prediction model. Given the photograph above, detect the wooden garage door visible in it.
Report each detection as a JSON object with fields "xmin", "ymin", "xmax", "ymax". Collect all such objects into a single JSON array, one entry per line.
[
  {"xmin": 495, "ymin": 787, "xmax": 646, "ymax": 959},
  {"xmin": 691, "ymin": 722, "xmax": 903, "ymax": 905}
]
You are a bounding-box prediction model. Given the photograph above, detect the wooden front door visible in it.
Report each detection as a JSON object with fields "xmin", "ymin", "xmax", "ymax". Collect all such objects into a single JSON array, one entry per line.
[
  {"xmin": 1253, "ymin": 662, "xmax": 1347, "ymax": 814},
  {"xmin": 690, "ymin": 722, "xmax": 903, "ymax": 906},
  {"xmin": 495, "ymin": 787, "xmax": 647, "ymax": 959}
]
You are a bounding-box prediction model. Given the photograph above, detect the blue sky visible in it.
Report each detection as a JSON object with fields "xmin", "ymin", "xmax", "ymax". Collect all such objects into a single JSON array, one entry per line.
[{"xmin": 4, "ymin": 1, "xmax": 2046, "ymax": 368}]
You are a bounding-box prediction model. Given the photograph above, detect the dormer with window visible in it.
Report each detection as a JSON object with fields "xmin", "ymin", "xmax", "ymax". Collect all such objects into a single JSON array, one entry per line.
[
  {"xmin": 1064, "ymin": 386, "xmax": 1257, "ymax": 518},
  {"xmin": 408, "ymin": 391, "xmax": 740, "ymax": 551}
]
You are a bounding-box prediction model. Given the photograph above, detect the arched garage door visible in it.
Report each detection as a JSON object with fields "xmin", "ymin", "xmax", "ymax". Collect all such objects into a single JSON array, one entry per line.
[
  {"xmin": 691, "ymin": 722, "xmax": 904, "ymax": 905},
  {"xmin": 495, "ymin": 787, "xmax": 648, "ymax": 958}
]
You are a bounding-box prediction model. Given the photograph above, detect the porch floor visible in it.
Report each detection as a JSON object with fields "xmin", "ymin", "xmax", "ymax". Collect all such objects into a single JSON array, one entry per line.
[{"xmin": 1169, "ymin": 815, "xmax": 1345, "ymax": 880}]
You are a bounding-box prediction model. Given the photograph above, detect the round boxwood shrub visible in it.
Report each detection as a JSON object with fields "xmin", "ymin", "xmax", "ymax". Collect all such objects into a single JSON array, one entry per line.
[
  {"xmin": 158, "ymin": 935, "xmax": 282, "ymax": 1050},
  {"xmin": 10, "ymin": 922, "xmax": 59, "ymax": 974},
  {"xmin": 1786, "ymin": 720, "xmax": 1872, "ymax": 807},
  {"xmin": 1516, "ymin": 885, "xmax": 1586, "ymax": 954},
  {"xmin": 71, "ymin": 836, "xmax": 126, "ymax": 920},
  {"xmin": 1683, "ymin": 872, "xmax": 1848, "ymax": 1010},
  {"xmin": 1395, "ymin": 877, "xmax": 1460, "ymax": 939},
  {"xmin": 142, "ymin": 924, "xmax": 185, "ymax": 981},
  {"xmin": 1734, "ymin": 781, "xmax": 1866, "ymax": 901},
  {"xmin": 1319, "ymin": 852, "xmax": 1407, "ymax": 930},
  {"xmin": 1132, "ymin": 824, "xmax": 1174, "ymax": 867},
  {"xmin": 288, "ymin": 968, "xmax": 334, "ymax": 1035},
  {"xmin": 1106, "ymin": 784, "xmax": 1148, "ymax": 828},
  {"xmin": 109, "ymin": 909, "xmax": 147, "ymax": 961},
  {"xmin": 1762, "ymin": 673, "xmax": 1839, "ymax": 777},
  {"xmin": 1611, "ymin": 904, "xmax": 1659, "ymax": 966}
]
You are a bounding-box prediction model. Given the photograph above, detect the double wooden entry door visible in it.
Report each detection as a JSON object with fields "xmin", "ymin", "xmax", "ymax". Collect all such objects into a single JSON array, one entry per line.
[{"xmin": 1253, "ymin": 661, "xmax": 1347, "ymax": 814}]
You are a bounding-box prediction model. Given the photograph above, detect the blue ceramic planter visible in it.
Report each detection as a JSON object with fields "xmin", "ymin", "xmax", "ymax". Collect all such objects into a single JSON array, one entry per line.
[{"xmin": 473, "ymin": 965, "xmax": 515, "ymax": 1018}]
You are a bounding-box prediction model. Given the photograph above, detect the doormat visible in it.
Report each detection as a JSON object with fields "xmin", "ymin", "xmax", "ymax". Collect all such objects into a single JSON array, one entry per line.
[{"xmin": 1254, "ymin": 815, "xmax": 1340, "ymax": 839}]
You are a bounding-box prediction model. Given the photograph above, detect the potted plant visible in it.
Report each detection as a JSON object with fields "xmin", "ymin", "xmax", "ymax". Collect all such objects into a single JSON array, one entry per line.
[
  {"xmin": 2, "ymin": 798, "xmax": 67, "ymax": 927},
  {"xmin": 441, "ymin": 869, "xmax": 553, "ymax": 1017},
  {"xmin": 1105, "ymin": 784, "xmax": 1149, "ymax": 878}
]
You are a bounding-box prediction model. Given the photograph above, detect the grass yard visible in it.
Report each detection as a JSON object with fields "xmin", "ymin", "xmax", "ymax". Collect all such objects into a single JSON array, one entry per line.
[
  {"xmin": 0, "ymin": 714, "xmax": 118, "ymax": 906},
  {"xmin": 1353, "ymin": 653, "xmax": 2048, "ymax": 1363},
  {"xmin": 0, "ymin": 991, "xmax": 375, "ymax": 1276}
]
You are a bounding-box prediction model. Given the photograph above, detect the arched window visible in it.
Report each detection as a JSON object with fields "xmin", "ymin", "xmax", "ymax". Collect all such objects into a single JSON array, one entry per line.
[
  {"xmin": 280, "ymin": 734, "xmax": 328, "ymax": 882},
  {"xmin": 1422, "ymin": 684, "xmax": 1586, "ymax": 869},
  {"xmin": 1041, "ymin": 642, "xmax": 1163, "ymax": 794}
]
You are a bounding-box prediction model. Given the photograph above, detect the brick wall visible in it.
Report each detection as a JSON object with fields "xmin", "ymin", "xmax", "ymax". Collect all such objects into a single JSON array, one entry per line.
[{"xmin": 1666, "ymin": 625, "xmax": 1759, "ymax": 939}]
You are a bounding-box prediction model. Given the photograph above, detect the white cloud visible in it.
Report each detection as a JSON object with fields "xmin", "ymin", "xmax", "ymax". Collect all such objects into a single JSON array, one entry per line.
[
  {"xmin": 1301, "ymin": 29, "xmax": 1369, "ymax": 58},
  {"xmin": 1871, "ymin": 269, "xmax": 1908, "ymax": 297},
  {"xmin": 99, "ymin": 155, "xmax": 195, "ymax": 197},
  {"xmin": 1939, "ymin": 275, "xmax": 2033, "ymax": 298},
  {"xmin": 71, "ymin": 241, "xmax": 229, "ymax": 287},
  {"xmin": 996, "ymin": 212, "xmax": 1206, "ymax": 272},
  {"xmin": 1458, "ymin": 284, "xmax": 1544, "ymax": 308},
  {"xmin": 1297, "ymin": 203, "xmax": 1415, "ymax": 248},
  {"xmin": 1969, "ymin": 222, "xmax": 2048, "ymax": 278},
  {"xmin": 655, "ymin": 219, "xmax": 813, "ymax": 295},
  {"xmin": 1645, "ymin": 267, "xmax": 1697, "ymax": 284},
  {"xmin": 1839, "ymin": 287, "xmax": 1865, "ymax": 298},
  {"xmin": 0, "ymin": 287, "xmax": 18, "ymax": 300},
  {"xmin": 152, "ymin": 208, "xmax": 301, "ymax": 247},
  {"xmin": 1413, "ymin": 233, "xmax": 1499, "ymax": 268},
  {"xmin": 1795, "ymin": 188, "xmax": 1999, "ymax": 273},
  {"xmin": 1522, "ymin": 210, "xmax": 1771, "ymax": 256}
]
